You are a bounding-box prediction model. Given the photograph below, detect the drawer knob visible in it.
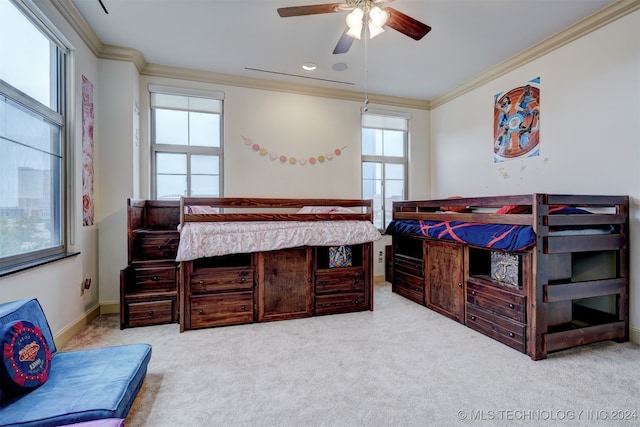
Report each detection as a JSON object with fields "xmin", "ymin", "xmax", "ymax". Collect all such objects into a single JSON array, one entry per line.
[
  {"xmin": 152, "ymin": 275, "xmax": 158, "ymax": 281},
  {"xmin": 471, "ymin": 290, "xmax": 476, "ymax": 296},
  {"xmin": 470, "ymin": 315, "xmax": 476, "ymax": 321},
  {"xmin": 198, "ymin": 309, "xmax": 204, "ymax": 315},
  {"xmin": 147, "ymin": 310, "xmax": 153, "ymax": 316},
  {"xmin": 509, "ymin": 332, "xmax": 515, "ymax": 338},
  {"xmin": 354, "ymin": 299, "xmax": 360, "ymax": 304},
  {"xmin": 509, "ymin": 303, "xmax": 515, "ymax": 309},
  {"xmin": 354, "ymin": 275, "xmax": 360, "ymax": 283},
  {"xmin": 321, "ymin": 303, "xmax": 327, "ymax": 308},
  {"xmin": 321, "ymin": 281, "xmax": 326, "ymax": 286},
  {"xmin": 157, "ymin": 245, "xmax": 162, "ymax": 249},
  {"xmin": 199, "ymin": 280, "xmax": 204, "ymax": 284},
  {"xmin": 240, "ymin": 277, "xmax": 246, "ymax": 283},
  {"xmin": 457, "ymin": 282, "xmax": 462, "ymax": 287},
  {"xmin": 241, "ymin": 305, "xmax": 246, "ymax": 310}
]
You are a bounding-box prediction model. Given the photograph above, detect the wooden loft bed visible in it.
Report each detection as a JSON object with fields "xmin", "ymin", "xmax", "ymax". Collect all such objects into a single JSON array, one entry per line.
[
  {"xmin": 176, "ymin": 197, "xmax": 381, "ymax": 332},
  {"xmin": 386, "ymin": 194, "xmax": 629, "ymax": 360}
]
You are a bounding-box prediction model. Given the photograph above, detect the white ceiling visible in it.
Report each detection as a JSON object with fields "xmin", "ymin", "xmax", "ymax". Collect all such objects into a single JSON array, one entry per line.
[{"xmin": 69, "ymin": 0, "xmax": 618, "ymax": 102}]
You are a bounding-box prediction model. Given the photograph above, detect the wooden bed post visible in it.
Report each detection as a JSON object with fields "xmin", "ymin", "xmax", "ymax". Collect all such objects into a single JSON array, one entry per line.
[
  {"xmin": 531, "ymin": 193, "xmax": 548, "ymax": 360},
  {"xmin": 617, "ymin": 197, "xmax": 630, "ymax": 342}
]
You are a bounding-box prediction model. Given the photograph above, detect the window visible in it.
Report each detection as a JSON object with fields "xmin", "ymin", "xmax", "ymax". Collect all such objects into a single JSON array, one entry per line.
[
  {"xmin": 150, "ymin": 87, "xmax": 223, "ymax": 199},
  {"xmin": 361, "ymin": 111, "xmax": 409, "ymax": 230},
  {"xmin": 0, "ymin": 0, "xmax": 68, "ymax": 271}
]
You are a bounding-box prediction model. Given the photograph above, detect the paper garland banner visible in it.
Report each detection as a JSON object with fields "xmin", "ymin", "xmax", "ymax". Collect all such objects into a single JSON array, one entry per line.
[{"xmin": 241, "ymin": 135, "xmax": 346, "ymax": 166}]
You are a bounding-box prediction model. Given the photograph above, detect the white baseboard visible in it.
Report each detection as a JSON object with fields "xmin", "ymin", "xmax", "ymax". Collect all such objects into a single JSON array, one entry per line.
[
  {"xmin": 630, "ymin": 327, "xmax": 639, "ymax": 345},
  {"xmin": 374, "ymin": 274, "xmax": 387, "ymax": 284},
  {"xmin": 53, "ymin": 303, "xmax": 101, "ymax": 349},
  {"xmin": 100, "ymin": 302, "xmax": 120, "ymax": 314}
]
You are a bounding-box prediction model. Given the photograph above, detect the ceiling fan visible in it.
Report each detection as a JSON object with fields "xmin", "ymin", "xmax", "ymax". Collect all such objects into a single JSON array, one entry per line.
[{"xmin": 277, "ymin": 0, "xmax": 431, "ymax": 54}]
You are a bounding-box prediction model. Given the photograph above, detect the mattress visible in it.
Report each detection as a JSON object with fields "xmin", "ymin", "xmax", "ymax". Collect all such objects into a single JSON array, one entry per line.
[{"xmin": 176, "ymin": 220, "xmax": 382, "ymax": 261}]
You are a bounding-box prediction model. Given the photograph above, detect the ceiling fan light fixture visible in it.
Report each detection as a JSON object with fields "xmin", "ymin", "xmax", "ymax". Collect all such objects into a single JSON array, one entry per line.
[
  {"xmin": 368, "ymin": 23, "xmax": 385, "ymax": 39},
  {"xmin": 346, "ymin": 7, "xmax": 364, "ymax": 39},
  {"xmin": 368, "ymin": 6, "xmax": 389, "ymax": 27},
  {"xmin": 367, "ymin": 5, "xmax": 388, "ymax": 39},
  {"xmin": 302, "ymin": 62, "xmax": 318, "ymax": 71},
  {"xmin": 346, "ymin": 25, "xmax": 363, "ymax": 40}
]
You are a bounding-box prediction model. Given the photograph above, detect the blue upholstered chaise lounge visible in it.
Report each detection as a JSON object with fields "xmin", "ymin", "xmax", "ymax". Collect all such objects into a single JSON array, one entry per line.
[{"xmin": 0, "ymin": 298, "xmax": 151, "ymax": 426}]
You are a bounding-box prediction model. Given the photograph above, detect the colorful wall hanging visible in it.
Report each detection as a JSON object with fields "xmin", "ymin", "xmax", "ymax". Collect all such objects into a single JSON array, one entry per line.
[
  {"xmin": 493, "ymin": 77, "xmax": 540, "ymax": 162},
  {"xmin": 82, "ymin": 75, "xmax": 95, "ymax": 226},
  {"xmin": 241, "ymin": 135, "xmax": 346, "ymax": 166}
]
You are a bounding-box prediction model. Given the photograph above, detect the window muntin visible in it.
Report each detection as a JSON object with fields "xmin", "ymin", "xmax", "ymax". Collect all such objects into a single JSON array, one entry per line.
[
  {"xmin": 151, "ymin": 91, "xmax": 223, "ymax": 199},
  {"xmin": 361, "ymin": 112, "xmax": 408, "ymax": 230},
  {"xmin": 0, "ymin": 0, "xmax": 67, "ymax": 271}
]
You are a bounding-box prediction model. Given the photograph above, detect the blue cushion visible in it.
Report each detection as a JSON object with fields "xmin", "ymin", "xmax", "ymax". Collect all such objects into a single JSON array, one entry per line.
[
  {"xmin": 0, "ymin": 344, "xmax": 152, "ymax": 427},
  {"xmin": 0, "ymin": 320, "xmax": 52, "ymax": 397}
]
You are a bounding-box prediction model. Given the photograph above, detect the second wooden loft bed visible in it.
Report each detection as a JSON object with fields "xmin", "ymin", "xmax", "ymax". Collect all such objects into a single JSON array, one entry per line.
[{"xmin": 385, "ymin": 194, "xmax": 629, "ymax": 360}]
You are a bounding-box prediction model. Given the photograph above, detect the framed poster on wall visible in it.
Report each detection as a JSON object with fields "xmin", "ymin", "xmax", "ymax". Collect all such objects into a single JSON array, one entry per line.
[{"xmin": 494, "ymin": 77, "xmax": 540, "ymax": 162}]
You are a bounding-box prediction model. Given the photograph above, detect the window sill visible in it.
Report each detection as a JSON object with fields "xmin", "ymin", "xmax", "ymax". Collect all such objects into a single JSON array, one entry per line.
[{"xmin": 0, "ymin": 252, "xmax": 81, "ymax": 278}]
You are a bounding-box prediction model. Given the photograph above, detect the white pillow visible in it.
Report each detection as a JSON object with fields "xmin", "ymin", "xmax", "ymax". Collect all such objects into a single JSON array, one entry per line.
[
  {"xmin": 185, "ymin": 206, "xmax": 220, "ymax": 214},
  {"xmin": 297, "ymin": 206, "xmax": 356, "ymax": 214}
]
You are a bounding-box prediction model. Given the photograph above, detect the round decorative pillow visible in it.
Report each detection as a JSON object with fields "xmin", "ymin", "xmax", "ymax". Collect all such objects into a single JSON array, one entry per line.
[{"xmin": 0, "ymin": 320, "xmax": 52, "ymax": 396}]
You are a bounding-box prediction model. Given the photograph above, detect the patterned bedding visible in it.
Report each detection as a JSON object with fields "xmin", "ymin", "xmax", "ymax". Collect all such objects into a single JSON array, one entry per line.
[
  {"xmin": 176, "ymin": 220, "xmax": 382, "ymax": 261},
  {"xmin": 385, "ymin": 219, "xmax": 536, "ymax": 251},
  {"xmin": 384, "ymin": 207, "xmax": 612, "ymax": 252}
]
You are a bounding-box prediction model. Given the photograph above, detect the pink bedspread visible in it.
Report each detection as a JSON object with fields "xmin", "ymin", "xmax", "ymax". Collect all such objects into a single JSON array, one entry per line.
[{"xmin": 176, "ymin": 220, "xmax": 382, "ymax": 261}]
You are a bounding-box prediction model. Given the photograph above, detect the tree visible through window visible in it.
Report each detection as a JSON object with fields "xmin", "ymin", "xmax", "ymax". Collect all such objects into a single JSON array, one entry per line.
[{"xmin": 361, "ymin": 112, "xmax": 408, "ymax": 230}]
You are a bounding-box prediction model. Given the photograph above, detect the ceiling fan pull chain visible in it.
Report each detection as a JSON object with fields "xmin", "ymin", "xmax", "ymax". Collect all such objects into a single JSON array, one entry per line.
[{"xmin": 363, "ymin": 22, "xmax": 369, "ymax": 112}]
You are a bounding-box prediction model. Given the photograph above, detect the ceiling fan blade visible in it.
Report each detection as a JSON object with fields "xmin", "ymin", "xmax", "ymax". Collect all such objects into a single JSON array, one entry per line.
[
  {"xmin": 277, "ymin": 3, "xmax": 344, "ymax": 17},
  {"xmin": 333, "ymin": 27, "xmax": 355, "ymax": 54},
  {"xmin": 384, "ymin": 7, "xmax": 431, "ymax": 41}
]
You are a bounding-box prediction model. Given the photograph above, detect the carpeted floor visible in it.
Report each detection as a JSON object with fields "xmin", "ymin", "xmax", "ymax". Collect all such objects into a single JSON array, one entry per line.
[{"xmin": 62, "ymin": 284, "xmax": 640, "ymax": 426}]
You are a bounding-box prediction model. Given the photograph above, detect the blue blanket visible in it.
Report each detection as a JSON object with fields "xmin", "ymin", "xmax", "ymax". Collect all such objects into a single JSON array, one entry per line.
[
  {"xmin": 385, "ymin": 207, "xmax": 594, "ymax": 252},
  {"xmin": 385, "ymin": 219, "xmax": 536, "ymax": 251}
]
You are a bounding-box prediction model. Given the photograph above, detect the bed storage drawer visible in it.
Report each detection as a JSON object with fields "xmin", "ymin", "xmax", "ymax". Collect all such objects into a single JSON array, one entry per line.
[
  {"xmin": 189, "ymin": 267, "xmax": 254, "ymax": 293},
  {"xmin": 131, "ymin": 262, "xmax": 177, "ymax": 292},
  {"xmin": 394, "ymin": 254, "xmax": 424, "ymax": 277},
  {"xmin": 466, "ymin": 305, "xmax": 526, "ymax": 353},
  {"xmin": 133, "ymin": 230, "xmax": 179, "ymax": 260},
  {"xmin": 315, "ymin": 269, "xmax": 365, "ymax": 294},
  {"xmin": 315, "ymin": 292, "xmax": 367, "ymax": 315},
  {"xmin": 393, "ymin": 269, "xmax": 424, "ymax": 304},
  {"xmin": 190, "ymin": 291, "xmax": 254, "ymax": 328},
  {"xmin": 467, "ymin": 279, "xmax": 525, "ymax": 323},
  {"xmin": 127, "ymin": 299, "xmax": 175, "ymax": 327}
]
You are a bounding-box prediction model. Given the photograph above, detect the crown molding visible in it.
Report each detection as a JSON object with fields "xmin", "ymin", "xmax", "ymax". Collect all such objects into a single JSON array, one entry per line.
[
  {"xmin": 53, "ymin": 0, "xmax": 638, "ymax": 111},
  {"xmin": 429, "ymin": 0, "xmax": 640, "ymax": 109},
  {"xmin": 101, "ymin": 45, "xmax": 147, "ymax": 73},
  {"xmin": 142, "ymin": 63, "xmax": 430, "ymax": 110},
  {"xmin": 50, "ymin": 0, "xmax": 104, "ymax": 57}
]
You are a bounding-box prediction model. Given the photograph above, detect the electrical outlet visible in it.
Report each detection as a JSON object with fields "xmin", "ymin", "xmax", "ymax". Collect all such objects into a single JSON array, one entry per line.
[
  {"xmin": 80, "ymin": 278, "xmax": 91, "ymax": 296},
  {"xmin": 377, "ymin": 251, "xmax": 384, "ymax": 263}
]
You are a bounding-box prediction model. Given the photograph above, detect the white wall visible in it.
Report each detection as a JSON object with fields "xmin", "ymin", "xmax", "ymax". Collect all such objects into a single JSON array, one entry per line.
[
  {"xmin": 95, "ymin": 59, "xmax": 139, "ymax": 307},
  {"xmin": 0, "ymin": 2, "xmax": 101, "ymax": 336},
  {"xmin": 430, "ymin": 11, "xmax": 640, "ymax": 335},
  {"xmin": 137, "ymin": 75, "xmax": 429, "ymax": 281}
]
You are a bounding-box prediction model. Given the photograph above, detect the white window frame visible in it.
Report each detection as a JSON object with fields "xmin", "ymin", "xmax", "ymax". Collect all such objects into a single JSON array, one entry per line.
[
  {"xmin": 0, "ymin": 0, "xmax": 70, "ymax": 275},
  {"xmin": 361, "ymin": 109, "xmax": 409, "ymax": 230},
  {"xmin": 149, "ymin": 85, "xmax": 224, "ymax": 200}
]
